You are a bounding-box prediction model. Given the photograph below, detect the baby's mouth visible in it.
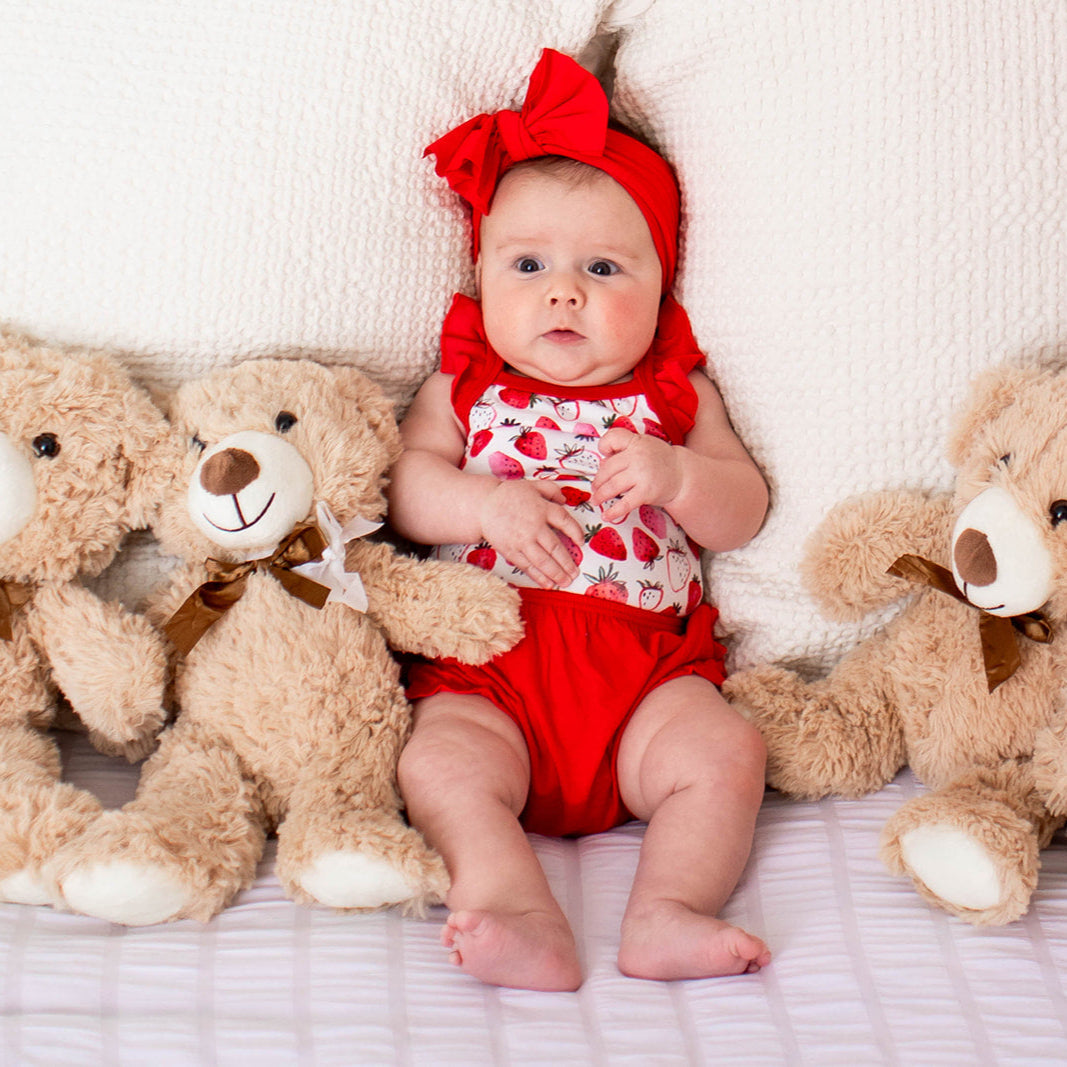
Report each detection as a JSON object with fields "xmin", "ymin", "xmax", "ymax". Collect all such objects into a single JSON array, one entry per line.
[{"xmin": 542, "ymin": 329, "xmax": 585, "ymax": 344}]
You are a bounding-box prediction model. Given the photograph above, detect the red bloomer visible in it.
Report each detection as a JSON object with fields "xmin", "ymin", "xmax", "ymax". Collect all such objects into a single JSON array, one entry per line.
[{"xmin": 406, "ymin": 588, "xmax": 727, "ymax": 837}]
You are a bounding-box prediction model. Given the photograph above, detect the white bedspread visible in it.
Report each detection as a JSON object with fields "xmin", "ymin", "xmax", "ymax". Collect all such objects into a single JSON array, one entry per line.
[{"xmin": 3, "ymin": 731, "xmax": 1064, "ymax": 1065}]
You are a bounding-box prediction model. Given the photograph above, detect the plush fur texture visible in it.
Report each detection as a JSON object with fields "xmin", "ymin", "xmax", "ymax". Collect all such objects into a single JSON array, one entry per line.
[
  {"xmin": 49, "ymin": 358, "xmax": 523, "ymax": 925},
  {"xmin": 0, "ymin": 334, "xmax": 170, "ymax": 906},
  {"xmin": 725, "ymin": 361, "xmax": 1067, "ymax": 926}
]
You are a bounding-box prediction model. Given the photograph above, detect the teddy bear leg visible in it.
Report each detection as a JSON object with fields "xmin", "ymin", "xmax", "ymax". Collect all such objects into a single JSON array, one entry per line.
[
  {"xmin": 724, "ymin": 632, "xmax": 906, "ymax": 799},
  {"xmin": 0, "ymin": 726, "xmax": 102, "ymax": 905},
  {"xmin": 51, "ymin": 721, "xmax": 266, "ymax": 925},
  {"xmin": 276, "ymin": 754, "xmax": 448, "ymax": 914},
  {"xmin": 880, "ymin": 763, "xmax": 1058, "ymax": 925}
]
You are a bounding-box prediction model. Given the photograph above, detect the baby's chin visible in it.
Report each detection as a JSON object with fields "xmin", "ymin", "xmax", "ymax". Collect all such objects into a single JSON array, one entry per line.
[{"xmin": 503, "ymin": 353, "xmax": 639, "ymax": 390}]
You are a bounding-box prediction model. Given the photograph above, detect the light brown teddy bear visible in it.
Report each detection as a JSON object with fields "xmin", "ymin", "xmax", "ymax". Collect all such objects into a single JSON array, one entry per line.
[
  {"xmin": 50, "ymin": 358, "xmax": 524, "ymax": 926},
  {"xmin": 724, "ymin": 360, "xmax": 1067, "ymax": 926},
  {"xmin": 0, "ymin": 333, "xmax": 169, "ymax": 906}
]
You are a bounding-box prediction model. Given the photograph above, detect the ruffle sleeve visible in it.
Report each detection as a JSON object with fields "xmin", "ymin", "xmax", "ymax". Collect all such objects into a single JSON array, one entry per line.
[
  {"xmin": 637, "ymin": 295, "xmax": 707, "ymax": 443},
  {"xmin": 439, "ymin": 293, "xmax": 503, "ymax": 429}
]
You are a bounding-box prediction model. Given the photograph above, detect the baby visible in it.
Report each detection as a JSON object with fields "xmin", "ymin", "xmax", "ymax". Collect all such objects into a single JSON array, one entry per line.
[{"xmin": 390, "ymin": 49, "xmax": 770, "ymax": 991}]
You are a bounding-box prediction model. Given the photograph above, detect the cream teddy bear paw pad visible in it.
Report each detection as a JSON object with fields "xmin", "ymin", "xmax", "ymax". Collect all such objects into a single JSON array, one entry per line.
[
  {"xmin": 0, "ymin": 868, "xmax": 52, "ymax": 906},
  {"xmin": 60, "ymin": 861, "xmax": 190, "ymax": 926},
  {"xmin": 899, "ymin": 824, "xmax": 1003, "ymax": 912},
  {"xmin": 297, "ymin": 850, "xmax": 418, "ymax": 910}
]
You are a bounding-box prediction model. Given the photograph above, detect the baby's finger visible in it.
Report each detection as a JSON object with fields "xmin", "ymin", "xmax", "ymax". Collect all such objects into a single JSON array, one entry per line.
[
  {"xmin": 520, "ymin": 547, "xmax": 571, "ymax": 589},
  {"xmin": 590, "ymin": 469, "xmax": 635, "ymax": 509},
  {"xmin": 598, "ymin": 427, "xmax": 635, "ymax": 458},
  {"xmin": 530, "ymin": 479, "xmax": 568, "ymax": 504},
  {"xmin": 547, "ymin": 504, "xmax": 585, "ymax": 548}
]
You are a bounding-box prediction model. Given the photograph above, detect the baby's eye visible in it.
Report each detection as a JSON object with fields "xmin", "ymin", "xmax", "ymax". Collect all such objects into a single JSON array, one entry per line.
[
  {"xmin": 587, "ymin": 260, "xmax": 619, "ymax": 277},
  {"xmin": 515, "ymin": 257, "xmax": 544, "ymax": 273}
]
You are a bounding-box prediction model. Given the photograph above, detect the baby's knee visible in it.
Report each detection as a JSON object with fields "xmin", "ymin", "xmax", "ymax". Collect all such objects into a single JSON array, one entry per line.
[
  {"xmin": 398, "ymin": 702, "xmax": 529, "ymax": 813},
  {"xmin": 733, "ymin": 716, "xmax": 767, "ymax": 778},
  {"xmin": 730, "ymin": 718, "xmax": 768, "ymax": 797}
]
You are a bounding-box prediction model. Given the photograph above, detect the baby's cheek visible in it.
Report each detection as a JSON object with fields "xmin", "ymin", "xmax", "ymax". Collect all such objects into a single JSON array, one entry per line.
[{"xmin": 604, "ymin": 294, "xmax": 658, "ymax": 360}]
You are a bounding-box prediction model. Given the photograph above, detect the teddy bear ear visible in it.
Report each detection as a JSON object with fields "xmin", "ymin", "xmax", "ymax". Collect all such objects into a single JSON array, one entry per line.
[
  {"xmin": 945, "ymin": 361, "xmax": 1054, "ymax": 467},
  {"xmin": 116, "ymin": 380, "xmax": 179, "ymax": 531},
  {"xmin": 328, "ymin": 364, "xmax": 402, "ymax": 453}
]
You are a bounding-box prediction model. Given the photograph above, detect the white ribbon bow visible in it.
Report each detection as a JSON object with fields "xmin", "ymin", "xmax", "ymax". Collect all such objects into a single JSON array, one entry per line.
[{"xmin": 292, "ymin": 501, "xmax": 381, "ymax": 613}]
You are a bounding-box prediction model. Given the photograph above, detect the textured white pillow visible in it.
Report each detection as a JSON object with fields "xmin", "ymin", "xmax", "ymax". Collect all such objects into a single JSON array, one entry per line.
[
  {"xmin": 613, "ymin": 1, "xmax": 1067, "ymax": 672},
  {"xmin": 0, "ymin": 0, "xmax": 616, "ymax": 400},
  {"xmin": 0, "ymin": 0, "xmax": 630, "ymax": 605}
]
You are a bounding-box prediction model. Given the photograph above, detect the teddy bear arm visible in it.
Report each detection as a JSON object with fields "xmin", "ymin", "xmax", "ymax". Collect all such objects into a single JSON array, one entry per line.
[
  {"xmin": 0, "ymin": 629, "xmax": 55, "ymax": 729},
  {"xmin": 350, "ymin": 542, "xmax": 523, "ymax": 664},
  {"xmin": 28, "ymin": 582, "xmax": 167, "ymax": 760},
  {"xmin": 801, "ymin": 490, "xmax": 956, "ymax": 620},
  {"xmin": 1032, "ymin": 705, "xmax": 1067, "ymax": 816}
]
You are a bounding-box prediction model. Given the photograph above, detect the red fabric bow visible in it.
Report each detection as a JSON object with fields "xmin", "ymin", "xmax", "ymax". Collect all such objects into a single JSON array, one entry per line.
[
  {"xmin": 425, "ymin": 49, "xmax": 608, "ymax": 217},
  {"xmin": 425, "ymin": 49, "xmax": 681, "ymax": 291}
]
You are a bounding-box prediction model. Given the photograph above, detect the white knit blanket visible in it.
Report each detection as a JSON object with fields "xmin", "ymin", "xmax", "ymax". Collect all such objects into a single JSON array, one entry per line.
[{"xmin": 3, "ymin": 0, "xmax": 1066, "ymax": 672}]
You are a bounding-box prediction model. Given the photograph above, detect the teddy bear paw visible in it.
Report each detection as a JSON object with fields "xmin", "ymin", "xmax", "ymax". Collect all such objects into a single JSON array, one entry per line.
[
  {"xmin": 297, "ymin": 849, "xmax": 419, "ymax": 910},
  {"xmin": 0, "ymin": 867, "xmax": 52, "ymax": 906},
  {"xmin": 59, "ymin": 860, "xmax": 190, "ymax": 926},
  {"xmin": 898, "ymin": 824, "xmax": 1003, "ymax": 912}
]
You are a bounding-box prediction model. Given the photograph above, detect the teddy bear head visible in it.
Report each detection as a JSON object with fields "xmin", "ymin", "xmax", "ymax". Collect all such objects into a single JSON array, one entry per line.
[
  {"xmin": 944, "ymin": 360, "xmax": 1067, "ymax": 623},
  {"xmin": 151, "ymin": 358, "xmax": 401, "ymax": 563},
  {"xmin": 0, "ymin": 334, "xmax": 169, "ymax": 583}
]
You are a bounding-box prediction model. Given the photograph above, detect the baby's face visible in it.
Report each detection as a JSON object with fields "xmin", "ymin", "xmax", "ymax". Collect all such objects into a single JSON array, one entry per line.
[{"xmin": 476, "ymin": 167, "xmax": 662, "ymax": 389}]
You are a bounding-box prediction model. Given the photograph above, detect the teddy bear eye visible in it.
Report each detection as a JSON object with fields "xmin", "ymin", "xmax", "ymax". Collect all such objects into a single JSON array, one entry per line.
[
  {"xmin": 1051, "ymin": 501, "xmax": 1067, "ymax": 527},
  {"xmin": 31, "ymin": 433, "xmax": 60, "ymax": 459},
  {"xmin": 998, "ymin": 454, "xmax": 1012, "ymax": 466},
  {"xmin": 274, "ymin": 411, "xmax": 298, "ymax": 433},
  {"xmin": 191, "ymin": 434, "xmax": 207, "ymax": 453}
]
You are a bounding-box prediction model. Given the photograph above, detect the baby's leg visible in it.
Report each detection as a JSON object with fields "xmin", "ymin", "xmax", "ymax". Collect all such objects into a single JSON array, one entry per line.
[
  {"xmin": 615, "ymin": 675, "xmax": 770, "ymax": 980},
  {"xmin": 398, "ymin": 693, "xmax": 581, "ymax": 991}
]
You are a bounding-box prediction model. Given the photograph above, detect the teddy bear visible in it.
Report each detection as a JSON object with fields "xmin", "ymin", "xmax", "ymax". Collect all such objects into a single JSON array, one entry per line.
[
  {"xmin": 49, "ymin": 357, "xmax": 524, "ymax": 926},
  {"xmin": 0, "ymin": 331, "xmax": 170, "ymax": 907},
  {"xmin": 723, "ymin": 359, "xmax": 1067, "ymax": 926}
]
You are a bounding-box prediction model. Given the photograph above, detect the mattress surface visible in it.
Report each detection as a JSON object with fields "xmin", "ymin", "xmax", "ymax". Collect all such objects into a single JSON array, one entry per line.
[{"xmin": 2, "ymin": 731, "xmax": 1064, "ymax": 1065}]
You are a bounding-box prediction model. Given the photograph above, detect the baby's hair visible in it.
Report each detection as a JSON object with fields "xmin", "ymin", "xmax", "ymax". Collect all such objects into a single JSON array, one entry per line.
[{"xmin": 504, "ymin": 154, "xmax": 605, "ymax": 187}]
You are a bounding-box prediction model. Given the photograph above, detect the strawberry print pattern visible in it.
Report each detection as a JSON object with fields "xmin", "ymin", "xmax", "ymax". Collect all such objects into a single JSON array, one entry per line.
[{"xmin": 433, "ymin": 382, "xmax": 703, "ymax": 615}]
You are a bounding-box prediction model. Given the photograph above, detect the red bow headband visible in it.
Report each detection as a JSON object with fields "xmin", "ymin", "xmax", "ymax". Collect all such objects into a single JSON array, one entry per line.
[{"xmin": 425, "ymin": 49, "xmax": 680, "ymax": 292}]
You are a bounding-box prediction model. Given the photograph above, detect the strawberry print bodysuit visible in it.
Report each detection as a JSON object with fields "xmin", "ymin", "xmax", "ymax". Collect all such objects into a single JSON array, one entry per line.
[
  {"xmin": 434, "ymin": 382, "xmax": 703, "ymax": 614},
  {"xmin": 431, "ymin": 293, "xmax": 707, "ymax": 616}
]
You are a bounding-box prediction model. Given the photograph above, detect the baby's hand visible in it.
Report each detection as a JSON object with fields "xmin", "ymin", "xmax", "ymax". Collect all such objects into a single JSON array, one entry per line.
[
  {"xmin": 480, "ymin": 480, "xmax": 585, "ymax": 589},
  {"xmin": 592, "ymin": 429, "xmax": 683, "ymax": 522}
]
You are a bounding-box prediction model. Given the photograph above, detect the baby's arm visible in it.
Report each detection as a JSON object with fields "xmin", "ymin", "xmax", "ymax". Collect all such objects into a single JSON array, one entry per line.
[
  {"xmin": 388, "ymin": 372, "xmax": 584, "ymax": 588},
  {"xmin": 591, "ymin": 372, "xmax": 767, "ymax": 551}
]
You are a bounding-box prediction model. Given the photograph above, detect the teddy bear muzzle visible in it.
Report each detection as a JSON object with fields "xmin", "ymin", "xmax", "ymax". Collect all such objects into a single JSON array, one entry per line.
[
  {"xmin": 951, "ymin": 486, "xmax": 1053, "ymax": 617},
  {"xmin": 187, "ymin": 429, "xmax": 315, "ymax": 552},
  {"xmin": 0, "ymin": 431, "xmax": 38, "ymax": 543}
]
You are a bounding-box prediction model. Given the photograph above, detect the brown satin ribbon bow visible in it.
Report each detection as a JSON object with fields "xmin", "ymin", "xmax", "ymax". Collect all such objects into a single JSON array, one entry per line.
[
  {"xmin": 0, "ymin": 581, "xmax": 32, "ymax": 642},
  {"xmin": 164, "ymin": 522, "xmax": 330, "ymax": 656},
  {"xmin": 887, "ymin": 553, "xmax": 1052, "ymax": 693}
]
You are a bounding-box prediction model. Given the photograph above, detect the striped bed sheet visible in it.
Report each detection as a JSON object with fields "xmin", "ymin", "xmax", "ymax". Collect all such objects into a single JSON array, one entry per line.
[{"xmin": 2, "ymin": 730, "xmax": 1065, "ymax": 1066}]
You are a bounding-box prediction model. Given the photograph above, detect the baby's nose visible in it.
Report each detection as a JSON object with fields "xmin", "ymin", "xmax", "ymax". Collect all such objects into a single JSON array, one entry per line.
[{"xmin": 547, "ymin": 276, "xmax": 583, "ymax": 306}]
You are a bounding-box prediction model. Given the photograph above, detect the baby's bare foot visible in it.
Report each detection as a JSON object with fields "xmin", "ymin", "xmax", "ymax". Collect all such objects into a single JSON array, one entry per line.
[
  {"xmin": 617, "ymin": 899, "xmax": 770, "ymax": 981},
  {"xmin": 442, "ymin": 908, "xmax": 582, "ymax": 991}
]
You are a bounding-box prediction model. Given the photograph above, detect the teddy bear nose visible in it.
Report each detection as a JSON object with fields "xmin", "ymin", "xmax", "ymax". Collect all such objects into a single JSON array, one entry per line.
[
  {"xmin": 199, "ymin": 448, "xmax": 260, "ymax": 497},
  {"xmin": 954, "ymin": 527, "xmax": 997, "ymax": 587}
]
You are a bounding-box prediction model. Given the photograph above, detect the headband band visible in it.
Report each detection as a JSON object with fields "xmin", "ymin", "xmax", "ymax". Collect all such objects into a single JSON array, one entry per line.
[{"xmin": 425, "ymin": 49, "xmax": 680, "ymax": 291}]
